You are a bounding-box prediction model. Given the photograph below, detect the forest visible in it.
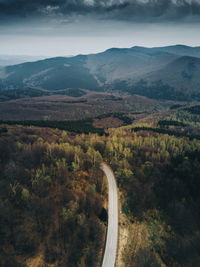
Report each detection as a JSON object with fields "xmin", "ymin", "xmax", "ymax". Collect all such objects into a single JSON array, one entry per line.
[
  {"xmin": 104, "ymin": 125, "xmax": 200, "ymax": 266},
  {"xmin": 0, "ymin": 112, "xmax": 133, "ymax": 135},
  {"xmin": 0, "ymin": 120, "xmax": 105, "ymax": 135},
  {"xmin": 0, "ymin": 126, "xmax": 106, "ymax": 267},
  {"xmin": 1, "ymin": 107, "xmax": 200, "ymax": 266},
  {"xmin": 0, "ymin": 88, "xmax": 87, "ymax": 101}
]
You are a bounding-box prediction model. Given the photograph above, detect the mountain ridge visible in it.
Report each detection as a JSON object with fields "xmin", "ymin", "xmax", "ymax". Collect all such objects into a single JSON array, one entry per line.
[{"xmin": 1, "ymin": 45, "xmax": 200, "ymax": 100}]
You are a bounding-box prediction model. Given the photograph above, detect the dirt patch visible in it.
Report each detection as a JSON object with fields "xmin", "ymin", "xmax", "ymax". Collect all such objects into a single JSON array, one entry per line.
[
  {"xmin": 25, "ymin": 251, "xmax": 45, "ymax": 267},
  {"xmin": 116, "ymin": 213, "xmax": 130, "ymax": 267},
  {"xmin": 24, "ymin": 245, "xmax": 51, "ymax": 267},
  {"xmin": 93, "ymin": 117, "xmax": 124, "ymax": 128}
]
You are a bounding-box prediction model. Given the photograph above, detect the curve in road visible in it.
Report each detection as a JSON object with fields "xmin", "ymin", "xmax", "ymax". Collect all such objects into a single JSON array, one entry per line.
[{"xmin": 101, "ymin": 163, "xmax": 118, "ymax": 267}]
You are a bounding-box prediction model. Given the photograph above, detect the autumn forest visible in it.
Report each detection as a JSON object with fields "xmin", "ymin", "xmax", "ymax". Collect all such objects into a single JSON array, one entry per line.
[{"xmin": 1, "ymin": 105, "xmax": 200, "ymax": 266}]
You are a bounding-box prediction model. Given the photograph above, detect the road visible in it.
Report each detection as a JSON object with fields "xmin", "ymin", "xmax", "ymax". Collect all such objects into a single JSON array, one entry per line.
[{"xmin": 101, "ymin": 163, "xmax": 118, "ymax": 267}]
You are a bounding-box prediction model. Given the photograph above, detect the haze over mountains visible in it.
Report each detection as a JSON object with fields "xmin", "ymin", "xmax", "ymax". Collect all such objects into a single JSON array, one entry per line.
[{"xmin": 1, "ymin": 45, "xmax": 200, "ymax": 101}]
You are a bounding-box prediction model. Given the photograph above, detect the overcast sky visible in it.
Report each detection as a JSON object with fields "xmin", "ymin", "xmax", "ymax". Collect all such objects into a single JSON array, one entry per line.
[{"xmin": 0, "ymin": 0, "xmax": 200, "ymax": 56}]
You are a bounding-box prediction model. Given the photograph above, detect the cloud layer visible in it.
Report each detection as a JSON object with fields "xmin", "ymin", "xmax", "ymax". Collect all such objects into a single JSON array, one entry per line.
[{"xmin": 0, "ymin": 0, "xmax": 200, "ymax": 22}]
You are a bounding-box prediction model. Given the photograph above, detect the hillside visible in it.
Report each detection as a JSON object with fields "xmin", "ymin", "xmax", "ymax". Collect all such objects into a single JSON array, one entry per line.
[
  {"xmin": 127, "ymin": 56, "xmax": 200, "ymax": 100},
  {"xmin": 149, "ymin": 56, "xmax": 200, "ymax": 94},
  {"xmin": 86, "ymin": 47, "xmax": 178, "ymax": 84},
  {"xmin": 0, "ymin": 56, "xmax": 99, "ymax": 91},
  {"xmin": 0, "ymin": 91, "xmax": 168, "ymax": 121}
]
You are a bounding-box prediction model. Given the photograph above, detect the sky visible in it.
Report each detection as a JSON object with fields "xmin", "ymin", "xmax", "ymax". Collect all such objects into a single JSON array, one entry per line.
[{"xmin": 0, "ymin": 0, "xmax": 200, "ymax": 56}]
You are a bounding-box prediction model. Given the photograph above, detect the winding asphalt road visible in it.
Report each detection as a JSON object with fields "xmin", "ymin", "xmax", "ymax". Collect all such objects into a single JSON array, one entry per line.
[{"xmin": 101, "ymin": 163, "xmax": 118, "ymax": 267}]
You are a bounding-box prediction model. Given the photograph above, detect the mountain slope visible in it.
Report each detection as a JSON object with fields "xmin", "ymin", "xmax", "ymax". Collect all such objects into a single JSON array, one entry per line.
[
  {"xmin": 122, "ymin": 55, "xmax": 200, "ymax": 100},
  {"xmin": 0, "ymin": 55, "xmax": 99, "ymax": 90},
  {"xmin": 144, "ymin": 55, "xmax": 200, "ymax": 92},
  {"xmin": 86, "ymin": 47, "xmax": 178, "ymax": 84}
]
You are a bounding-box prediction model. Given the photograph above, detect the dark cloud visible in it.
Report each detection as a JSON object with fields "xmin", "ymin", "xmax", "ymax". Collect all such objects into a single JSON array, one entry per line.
[{"xmin": 0, "ymin": 0, "xmax": 200, "ymax": 22}]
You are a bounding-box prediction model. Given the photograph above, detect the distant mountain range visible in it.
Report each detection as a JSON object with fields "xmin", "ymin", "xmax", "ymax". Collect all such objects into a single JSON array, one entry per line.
[
  {"xmin": 1, "ymin": 45, "xmax": 200, "ymax": 100},
  {"xmin": 0, "ymin": 55, "xmax": 47, "ymax": 67}
]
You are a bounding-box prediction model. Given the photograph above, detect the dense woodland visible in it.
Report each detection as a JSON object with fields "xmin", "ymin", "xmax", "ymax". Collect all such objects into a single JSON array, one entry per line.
[
  {"xmin": 0, "ymin": 112, "xmax": 133, "ymax": 134},
  {"xmin": 0, "ymin": 119, "xmax": 105, "ymax": 135},
  {"xmin": 1, "ymin": 107, "xmax": 200, "ymax": 266},
  {"xmin": 0, "ymin": 88, "xmax": 87, "ymax": 101},
  {"xmin": 112, "ymin": 79, "xmax": 194, "ymax": 101},
  {"xmin": 0, "ymin": 126, "xmax": 106, "ymax": 267},
  {"xmin": 104, "ymin": 125, "xmax": 200, "ymax": 266}
]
